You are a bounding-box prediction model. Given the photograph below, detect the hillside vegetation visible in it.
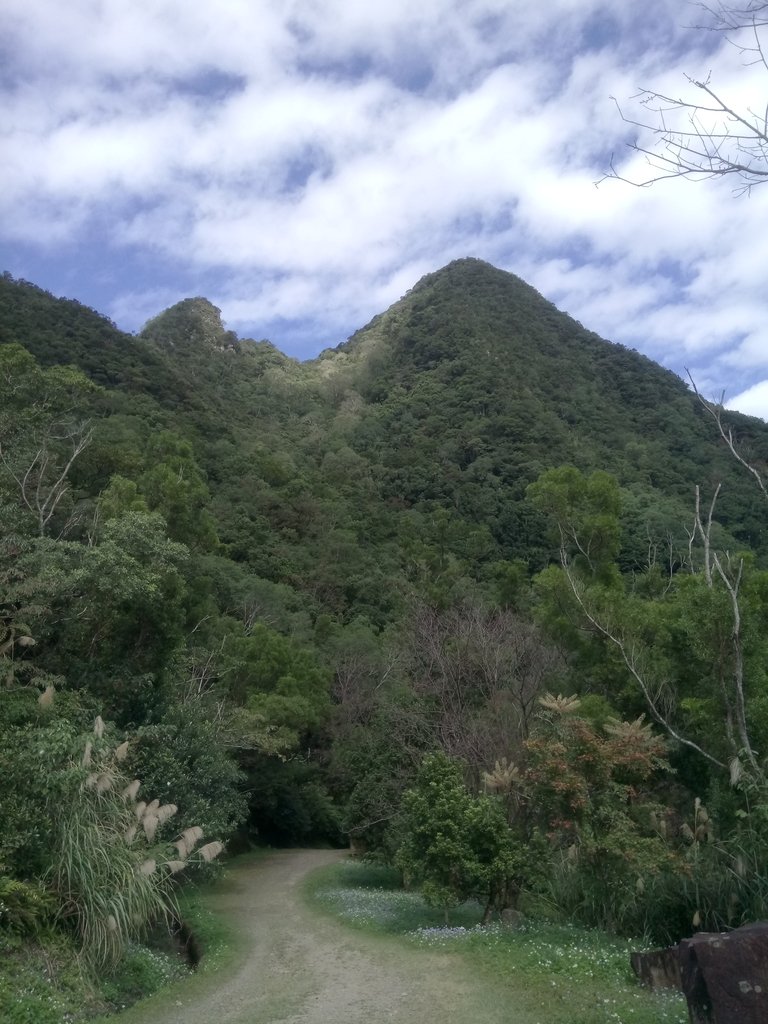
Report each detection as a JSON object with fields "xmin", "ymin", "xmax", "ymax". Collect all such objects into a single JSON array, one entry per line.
[{"xmin": 1, "ymin": 259, "xmax": 767, "ymax": 1016}]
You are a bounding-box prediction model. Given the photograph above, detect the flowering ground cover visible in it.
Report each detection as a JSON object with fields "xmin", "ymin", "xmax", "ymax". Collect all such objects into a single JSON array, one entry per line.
[
  {"xmin": 309, "ymin": 859, "xmax": 687, "ymax": 1024},
  {"xmin": 0, "ymin": 877, "xmax": 232, "ymax": 1024},
  {"xmin": 0, "ymin": 933, "xmax": 189, "ymax": 1024}
]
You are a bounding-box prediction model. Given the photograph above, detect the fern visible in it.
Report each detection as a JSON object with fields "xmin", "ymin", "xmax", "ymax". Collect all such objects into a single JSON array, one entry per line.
[{"xmin": 0, "ymin": 876, "xmax": 54, "ymax": 935}]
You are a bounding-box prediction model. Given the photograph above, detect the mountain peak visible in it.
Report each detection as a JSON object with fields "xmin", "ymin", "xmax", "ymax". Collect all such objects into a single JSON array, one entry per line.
[
  {"xmin": 409, "ymin": 257, "xmax": 546, "ymax": 303},
  {"xmin": 332, "ymin": 256, "xmax": 564, "ymax": 371},
  {"xmin": 140, "ymin": 297, "xmax": 237, "ymax": 351}
]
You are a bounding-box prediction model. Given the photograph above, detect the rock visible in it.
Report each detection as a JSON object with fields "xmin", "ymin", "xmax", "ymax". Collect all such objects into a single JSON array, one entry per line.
[
  {"xmin": 349, "ymin": 835, "xmax": 368, "ymax": 857},
  {"xmin": 631, "ymin": 921, "xmax": 768, "ymax": 1023},
  {"xmin": 500, "ymin": 908, "xmax": 524, "ymax": 930},
  {"xmin": 679, "ymin": 923, "xmax": 768, "ymax": 1024},
  {"xmin": 630, "ymin": 946, "xmax": 681, "ymax": 991},
  {"xmin": 172, "ymin": 915, "xmax": 202, "ymax": 969}
]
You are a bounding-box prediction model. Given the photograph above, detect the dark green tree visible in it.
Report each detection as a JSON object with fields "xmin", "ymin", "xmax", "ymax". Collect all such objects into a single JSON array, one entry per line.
[{"xmin": 395, "ymin": 752, "xmax": 518, "ymax": 923}]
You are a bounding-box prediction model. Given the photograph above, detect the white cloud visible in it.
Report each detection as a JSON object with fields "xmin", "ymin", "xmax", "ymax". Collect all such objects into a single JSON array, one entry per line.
[
  {"xmin": 1, "ymin": 0, "xmax": 767, "ymax": 410},
  {"xmin": 727, "ymin": 380, "xmax": 768, "ymax": 421}
]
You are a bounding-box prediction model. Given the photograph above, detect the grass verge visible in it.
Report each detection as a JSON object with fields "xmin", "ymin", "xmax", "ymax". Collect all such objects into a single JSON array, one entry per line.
[
  {"xmin": 306, "ymin": 858, "xmax": 688, "ymax": 1024},
  {"xmin": 0, "ymin": 853, "xmax": 263, "ymax": 1024},
  {"xmin": 91, "ymin": 852, "xmax": 265, "ymax": 1024},
  {"xmin": 0, "ymin": 930, "xmax": 187, "ymax": 1024}
]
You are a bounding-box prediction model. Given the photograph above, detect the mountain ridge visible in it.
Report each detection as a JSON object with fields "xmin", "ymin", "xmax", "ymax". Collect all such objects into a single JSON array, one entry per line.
[{"xmin": 2, "ymin": 259, "xmax": 767, "ymax": 574}]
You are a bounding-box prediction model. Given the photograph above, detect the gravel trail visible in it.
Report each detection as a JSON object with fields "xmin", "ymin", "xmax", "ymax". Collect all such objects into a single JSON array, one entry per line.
[{"xmin": 119, "ymin": 849, "xmax": 514, "ymax": 1024}]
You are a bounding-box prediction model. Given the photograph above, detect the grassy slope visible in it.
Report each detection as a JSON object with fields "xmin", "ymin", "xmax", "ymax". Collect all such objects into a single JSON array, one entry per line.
[
  {"xmin": 0, "ymin": 933, "xmax": 189, "ymax": 1024},
  {"xmin": 0, "ymin": 858, "xmax": 253, "ymax": 1024}
]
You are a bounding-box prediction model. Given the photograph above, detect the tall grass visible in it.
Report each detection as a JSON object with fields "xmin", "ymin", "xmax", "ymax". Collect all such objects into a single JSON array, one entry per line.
[
  {"xmin": 52, "ymin": 785, "xmax": 177, "ymax": 966},
  {"xmin": 48, "ymin": 720, "xmax": 221, "ymax": 966},
  {"xmin": 541, "ymin": 796, "xmax": 768, "ymax": 946}
]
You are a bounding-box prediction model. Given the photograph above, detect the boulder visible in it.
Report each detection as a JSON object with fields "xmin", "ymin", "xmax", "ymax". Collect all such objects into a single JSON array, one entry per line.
[
  {"xmin": 631, "ymin": 922, "xmax": 768, "ymax": 1023},
  {"xmin": 500, "ymin": 908, "xmax": 524, "ymax": 930},
  {"xmin": 679, "ymin": 923, "xmax": 768, "ymax": 1024}
]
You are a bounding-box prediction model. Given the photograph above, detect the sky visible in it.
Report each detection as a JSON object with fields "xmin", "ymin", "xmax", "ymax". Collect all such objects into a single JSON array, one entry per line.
[{"xmin": 3, "ymin": 0, "xmax": 768, "ymax": 419}]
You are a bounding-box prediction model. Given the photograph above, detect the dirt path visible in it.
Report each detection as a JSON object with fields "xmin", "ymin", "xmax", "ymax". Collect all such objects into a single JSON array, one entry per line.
[{"xmin": 117, "ymin": 849, "xmax": 516, "ymax": 1024}]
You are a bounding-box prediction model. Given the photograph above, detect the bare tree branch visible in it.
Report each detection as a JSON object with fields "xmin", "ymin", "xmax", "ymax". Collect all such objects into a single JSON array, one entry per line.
[
  {"xmin": 558, "ymin": 545, "xmax": 728, "ymax": 770},
  {"xmin": 711, "ymin": 550, "xmax": 758, "ymax": 770},
  {"xmin": 693, "ymin": 482, "xmax": 722, "ymax": 584},
  {"xmin": 688, "ymin": 372, "xmax": 768, "ymax": 500},
  {"xmin": 602, "ymin": 2, "xmax": 768, "ymax": 194},
  {"xmin": 0, "ymin": 421, "xmax": 92, "ymax": 536}
]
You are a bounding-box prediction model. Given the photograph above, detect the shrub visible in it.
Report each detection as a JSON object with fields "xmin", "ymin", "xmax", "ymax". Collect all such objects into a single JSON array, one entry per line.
[
  {"xmin": 126, "ymin": 704, "xmax": 247, "ymax": 841},
  {"xmin": 395, "ymin": 753, "xmax": 520, "ymax": 923},
  {"xmin": 0, "ymin": 878, "xmax": 55, "ymax": 936}
]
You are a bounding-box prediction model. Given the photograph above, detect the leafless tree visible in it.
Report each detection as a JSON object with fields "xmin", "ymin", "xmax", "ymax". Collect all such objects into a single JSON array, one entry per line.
[
  {"xmin": 0, "ymin": 352, "xmax": 94, "ymax": 537},
  {"xmin": 605, "ymin": 2, "xmax": 768, "ymax": 194},
  {"xmin": 403, "ymin": 601, "xmax": 564, "ymax": 773},
  {"xmin": 688, "ymin": 373, "xmax": 768, "ymax": 499},
  {"xmin": 0, "ymin": 421, "xmax": 92, "ymax": 537}
]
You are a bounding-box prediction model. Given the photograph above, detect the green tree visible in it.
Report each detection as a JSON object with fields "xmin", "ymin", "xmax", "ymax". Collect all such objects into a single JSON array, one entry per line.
[
  {"xmin": 222, "ymin": 623, "xmax": 330, "ymax": 749},
  {"xmin": 527, "ymin": 466, "xmax": 622, "ymax": 581},
  {"xmin": 139, "ymin": 432, "xmax": 217, "ymax": 551},
  {"xmin": 528, "ymin": 465, "xmax": 768, "ymax": 779},
  {"xmin": 96, "ymin": 474, "xmax": 148, "ymax": 522},
  {"xmin": 395, "ymin": 752, "xmax": 517, "ymax": 923},
  {"xmin": 14, "ymin": 512, "xmax": 189, "ymax": 724}
]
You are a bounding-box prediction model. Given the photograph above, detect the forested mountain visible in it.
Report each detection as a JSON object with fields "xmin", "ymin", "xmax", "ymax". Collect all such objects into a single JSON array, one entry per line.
[
  {"xmin": 2, "ymin": 259, "xmax": 768, "ymax": 998},
  {"xmin": 3, "ymin": 260, "xmax": 765, "ymax": 613}
]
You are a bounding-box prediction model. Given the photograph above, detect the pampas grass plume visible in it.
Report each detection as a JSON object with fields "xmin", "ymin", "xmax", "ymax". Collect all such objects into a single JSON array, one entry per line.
[
  {"xmin": 198, "ymin": 841, "xmax": 223, "ymax": 863},
  {"xmin": 181, "ymin": 826, "xmax": 203, "ymax": 849},
  {"xmin": 96, "ymin": 774, "xmax": 112, "ymax": 794},
  {"xmin": 38, "ymin": 685, "xmax": 55, "ymax": 708},
  {"xmin": 156, "ymin": 803, "xmax": 177, "ymax": 825},
  {"xmin": 143, "ymin": 814, "xmax": 159, "ymax": 843},
  {"xmin": 122, "ymin": 779, "xmax": 140, "ymax": 802}
]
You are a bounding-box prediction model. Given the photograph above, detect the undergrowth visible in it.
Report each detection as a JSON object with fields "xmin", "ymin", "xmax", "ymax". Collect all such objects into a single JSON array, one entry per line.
[
  {"xmin": 0, "ymin": 875, "xmax": 235, "ymax": 1024},
  {"xmin": 89, "ymin": 852, "xmax": 262, "ymax": 1024},
  {"xmin": 308, "ymin": 858, "xmax": 688, "ymax": 1024},
  {"xmin": 0, "ymin": 928, "xmax": 187, "ymax": 1024}
]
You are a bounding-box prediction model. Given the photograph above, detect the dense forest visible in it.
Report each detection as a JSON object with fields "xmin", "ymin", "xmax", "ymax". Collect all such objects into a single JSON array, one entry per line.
[{"xmin": 2, "ymin": 258, "xmax": 768, "ymax": 1012}]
